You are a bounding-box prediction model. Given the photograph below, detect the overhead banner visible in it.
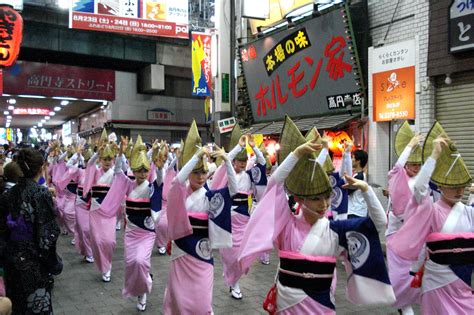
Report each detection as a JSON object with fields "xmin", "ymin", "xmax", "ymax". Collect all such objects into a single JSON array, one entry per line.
[
  {"xmin": 191, "ymin": 32, "xmax": 212, "ymax": 97},
  {"xmin": 371, "ymin": 39, "xmax": 416, "ymax": 122},
  {"xmin": 69, "ymin": 0, "xmax": 189, "ymax": 39},
  {"xmin": 3, "ymin": 61, "xmax": 116, "ymax": 100},
  {"xmin": 240, "ymin": 8, "xmax": 362, "ymax": 123}
]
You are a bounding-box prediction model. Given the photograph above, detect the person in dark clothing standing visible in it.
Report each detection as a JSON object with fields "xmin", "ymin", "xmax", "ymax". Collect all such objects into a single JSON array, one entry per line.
[
  {"xmin": 3, "ymin": 149, "xmax": 60, "ymax": 314},
  {"xmin": 347, "ymin": 149, "xmax": 369, "ymax": 219}
]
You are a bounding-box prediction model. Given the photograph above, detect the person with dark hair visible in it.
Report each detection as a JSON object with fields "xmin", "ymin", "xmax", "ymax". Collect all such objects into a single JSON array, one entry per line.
[
  {"xmin": 347, "ymin": 149, "xmax": 369, "ymax": 219},
  {"xmin": 3, "ymin": 148, "xmax": 61, "ymax": 314}
]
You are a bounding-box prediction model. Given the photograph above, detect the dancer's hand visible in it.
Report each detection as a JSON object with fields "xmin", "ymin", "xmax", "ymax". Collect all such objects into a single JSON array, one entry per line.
[{"xmin": 294, "ymin": 139, "xmax": 323, "ymax": 159}]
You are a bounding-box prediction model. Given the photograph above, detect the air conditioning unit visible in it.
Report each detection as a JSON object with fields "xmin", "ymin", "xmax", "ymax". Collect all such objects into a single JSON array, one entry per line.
[{"xmin": 138, "ymin": 64, "xmax": 165, "ymax": 93}]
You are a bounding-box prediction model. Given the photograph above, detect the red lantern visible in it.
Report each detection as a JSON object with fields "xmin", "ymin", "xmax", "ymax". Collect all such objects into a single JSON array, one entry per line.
[
  {"xmin": 0, "ymin": 6, "xmax": 23, "ymax": 67},
  {"xmin": 326, "ymin": 130, "xmax": 353, "ymax": 156}
]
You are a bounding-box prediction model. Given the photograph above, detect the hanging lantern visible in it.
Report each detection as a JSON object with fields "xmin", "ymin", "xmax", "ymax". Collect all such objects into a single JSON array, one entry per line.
[
  {"xmin": 326, "ymin": 130, "xmax": 353, "ymax": 156},
  {"xmin": 0, "ymin": 6, "xmax": 23, "ymax": 67}
]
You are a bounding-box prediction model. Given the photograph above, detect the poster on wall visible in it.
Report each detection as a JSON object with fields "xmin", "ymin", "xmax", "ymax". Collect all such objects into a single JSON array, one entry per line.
[
  {"xmin": 191, "ymin": 32, "xmax": 212, "ymax": 97},
  {"xmin": 371, "ymin": 39, "xmax": 416, "ymax": 122},
  {"xmin": 239, "ymin": 8, "xmax": 362, "ymax": 123},
  {"xmin": 69, "ymin": 0, "xmax": 189, "ymax": 39}
]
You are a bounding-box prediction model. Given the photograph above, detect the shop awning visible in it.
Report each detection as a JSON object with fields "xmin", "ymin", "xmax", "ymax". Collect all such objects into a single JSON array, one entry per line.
[{"xmin": 244, "ymin": 113, "xmax": 360, "ymax": 135}]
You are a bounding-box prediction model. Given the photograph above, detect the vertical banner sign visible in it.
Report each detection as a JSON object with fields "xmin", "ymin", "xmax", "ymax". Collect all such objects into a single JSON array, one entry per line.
[
  {"xmin": 371, "ymin": 39, "xmax": 416, "ymax": 122},
  {"xmin": 191, "ymin": 32, "xmax": 212, "ymax": 97},
  {"xmin": 449, "ymin": 0, "xmax": 474, "ymax": 53}
]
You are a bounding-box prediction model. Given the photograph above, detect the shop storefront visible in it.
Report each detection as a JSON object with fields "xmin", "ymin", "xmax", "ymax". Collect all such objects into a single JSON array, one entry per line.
[{"xmin": 428, "ymin": 1, "xmax": 474, "ymax": 183}]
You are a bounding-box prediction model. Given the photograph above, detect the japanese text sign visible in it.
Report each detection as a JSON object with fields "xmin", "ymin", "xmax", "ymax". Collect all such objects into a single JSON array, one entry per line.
[
  {"xmin": 3, "ymin": 61, "xmax": 116, "ymax": 100},
  {"xmin": 449, "ymin": 0, "xmax": 474, "ymax": 53},
  {"xmin": 13, "ymin": 108, "xmax": 50, "ymax": 115},
  {"xmin": 371, "ymin": 40, "xmax": 416, "ymax": 122},
  {"xmin": 147, "ymin": 108, "xmax": 174, "ymax": 121},
  {"xmin": 191, "ymin": 32, "xmax": 212, "ymax": 97},
  {"xmin": 69, "ymin": 0, "xmax": 189, "ymax": 39},
  {"xmin": 0, "ymin": 6, "xmax": 23, "ymax": 67},
  {"xmin": 240, "ymin": 8, "xmax": 361, "ymax": 122},
  {"xmin": 263, "ymin": 28, "xmax": 311, "ymax": 75}
]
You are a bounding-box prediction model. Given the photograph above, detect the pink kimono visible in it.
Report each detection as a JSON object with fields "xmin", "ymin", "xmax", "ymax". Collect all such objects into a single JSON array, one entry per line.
[
  {"xmin": 83, "ymin": 153, "xmax": 118, "ymax": 274},
  {"xmin": 239, "ymin": 153, "xmax": 395, "ymax": 314},
  {"xmin": 102, "ymin": 156, "xmax": 161, "ymax": 298},
  {"xmin": 163, "ymin": 155, "xmax": 236, "ymax": 315},
  {"xmin": 385, "ymin": 145, "xmax": 422, "ymax": 309},
  {"xmin": 51, "ymin": 159, "xmax": 68, "ymax": 229},
  {"xmin": 213, "ymin": 144, "xmax": 267, "ymax": 287},
  {"xmin": 155, "ymin": 160, "xmax": 177, "ymax": 250},
  {"xmin": 388, "ymin": 157, "xmax": 474, "ymax": 315}
]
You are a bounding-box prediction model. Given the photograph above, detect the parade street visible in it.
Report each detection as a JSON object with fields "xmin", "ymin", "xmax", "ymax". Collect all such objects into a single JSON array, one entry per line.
[{"xmin": 53, "ymin": 230, "xmax": 406, "ymax": 315}]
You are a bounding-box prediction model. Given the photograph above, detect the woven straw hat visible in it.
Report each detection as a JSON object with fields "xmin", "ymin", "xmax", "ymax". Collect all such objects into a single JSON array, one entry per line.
[
  {"xmin": 124, "ymin": 138, "xmax": 134, "ymax": 160},
  {"xmin": 422, "ymin": 121, "xmax": 471, "ymax": 187},
  {"xmin": 279, "ymin": 116, "xmax": 332, "ymax": 197},
  {"xmin": 228, "ymin": 124, "xmax": 248, "ymax": 161},
  {"xmin": 304, "ymin": 127, "xmax": 335, "ymax": 173},
  {"xmin": 395, "ymin": 121, "xmax": 422, "ymax": 163},
  {"xmin": 130, "ymin": 135, "xmax": 150, "ymax": 172},
  {"xmin": 179, "ymin": 120, "xmax": 208, "ymax": 173}
]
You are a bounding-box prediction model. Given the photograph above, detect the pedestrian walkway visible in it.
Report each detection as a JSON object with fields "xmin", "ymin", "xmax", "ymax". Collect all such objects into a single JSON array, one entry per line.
[{"xmin": 52, "ymin": 231, "xmax": 411, "ymax": 314}]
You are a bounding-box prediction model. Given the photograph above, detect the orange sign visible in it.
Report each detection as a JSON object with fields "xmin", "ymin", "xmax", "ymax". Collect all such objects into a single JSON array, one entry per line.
[{"xmin": 373, "ymin": 66, "xmax": 415, "ymax": 122}]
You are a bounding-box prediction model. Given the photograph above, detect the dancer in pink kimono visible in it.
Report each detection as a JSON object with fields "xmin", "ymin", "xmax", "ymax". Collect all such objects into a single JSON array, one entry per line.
[
  {"xmin": 83, "ymin": 130, "xmax": 119, "ymax": 282},
  {"xmin": 59, "ymin": 145, "xmax": 95, "ymax": 263},
  {"xmin": 213, "ymin": 127, "xmax": 267, "ymax": 299},
  {"xmin": 385, "ymin": 122, "xmax": 424, "ymax": 314},
  {"xmin": 239, "ymin": 117, "xmax": 395, "ymax": 314},
  {"xmin": 101, "ymin": 136, "xmax": 165, "ymax": 311},
  {"xmin": 164, "ymin": 121, "xmax": 238, "ymax": 315},
  {"xmin": 55, "ymin": 147, "xmax": 77, "ymax": 244},
  {"xmin": 388, "ymin": 122, "xmax": 474, "ymax": 315}
]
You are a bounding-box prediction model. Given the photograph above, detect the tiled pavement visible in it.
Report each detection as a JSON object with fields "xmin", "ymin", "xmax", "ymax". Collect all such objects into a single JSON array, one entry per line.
[{"xmin": 52, "ymin": 230, "xmax": 415, "ymax": 315}]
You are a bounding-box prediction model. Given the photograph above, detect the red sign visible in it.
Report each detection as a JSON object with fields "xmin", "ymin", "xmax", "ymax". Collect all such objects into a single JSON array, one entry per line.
[
  {"xmin": 13, "ymin": 108, "xmax": 50, "ymax": 115},
  {"xmin": 0, "ymin": 6, "xmax": 23, "ymax": 67},
  {"xmin": 3, "ymin": 61, "xmax": 116, "ymax": 100},
  {"xmin": 70, "ymin": 12, "xmax": 189, "ymax": 39}
]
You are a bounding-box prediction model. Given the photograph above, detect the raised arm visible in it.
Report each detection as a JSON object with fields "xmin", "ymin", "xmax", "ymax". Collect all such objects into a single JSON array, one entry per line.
[
  {"xmin": 413, "ymin": 136, "xmax": 445, "ymax": 204},
  {"xmin": 212, "ymin": 147, "xmax": 238, "ymax": 196},
  {"xmin": 247, "ymin": 134, "xmax": 265, "ymax": 165},
  {"xmin": 272, "ymin": 139, "xmax": 323, "ymax": 185},
  {"xmin": 343, "ymin": 175, "xmax": 387, "ymax": 231},
  {"xmin": 228, "ymin": 135, "xmax": 247, "ymax": 161},
  {"xmin": 339, "ymin": 140, "xmax": 353, "ymax": 177}
]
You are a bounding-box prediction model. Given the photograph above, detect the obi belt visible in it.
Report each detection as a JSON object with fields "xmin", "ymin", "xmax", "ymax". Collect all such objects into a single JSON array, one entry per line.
[
  {"xmin": 278, "ymin": 251, "xmax": 337, "ymax": 310},
  {"xmin": 175, "ymin": 215, "xmax": 213, "ymax": 265},
  {"xmin": 232, "ymin": 193, "xmax": 250, "ymax": 216},
  {"xmin": 125, "ymin": 198, "xmax": 155, "ymax": 232},
  {"xmin": 76, "ymin": 186, "xmax": 91, "ymax": 203},
  {"xmin": 66, "ymin": 181, "xmax": 78, "ymax": 194},
  {"xmin": 91, "ymin": 185, "xmax": 110, "ymax": 204},
  {"xmin": 427, "ymin": 233, "xmax": 474, "ymax": 265}
]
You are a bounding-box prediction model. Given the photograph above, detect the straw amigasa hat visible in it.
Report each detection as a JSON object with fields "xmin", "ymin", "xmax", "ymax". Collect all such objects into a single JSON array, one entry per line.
[
  {"xmin": 124, "ymin": 137, "xmax": 134, "ymax": 160},
  {"xmin": 130, "ymin": 135, "xmax": 150, "ymax": 172},
  {"xmin": 395, "ymin": 121, "xmax": 422, "ymax": 163},
  {"xmin": 422, "ymin": 121, "xmax": 472, "ymax": 187},
  {"xmin": 179, "ymin": 120, "xmax": 208, "ymax": 173},
  {"xmin": 228, "ymin": 124, "xmax": 248, "ymax": 161},
  {"xmin": 304, "ymin": 127, "xmax": 335, "ymax": 173},
  {"xmin": 152, "ymin": 140, "xmax": 168, "ymax": 164},
  {"xmin": 99, "ymin": 128, "xmax": 116, "ymax": 159},
  {"xmin": 278, "ymin": 116, "xmax": 332, "ymax": 197}
]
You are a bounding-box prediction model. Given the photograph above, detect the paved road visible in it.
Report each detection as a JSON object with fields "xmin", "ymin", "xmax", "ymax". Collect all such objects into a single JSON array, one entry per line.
[{"xmin": 52, "ymin": 230, "xmax": 413, "ymax": 314}]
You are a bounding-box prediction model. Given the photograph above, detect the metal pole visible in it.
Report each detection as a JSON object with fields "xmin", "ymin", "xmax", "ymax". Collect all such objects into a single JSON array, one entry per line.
[{"xmin": 230, "ymin": 0, "xmax": 236, "ymax": 117}]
